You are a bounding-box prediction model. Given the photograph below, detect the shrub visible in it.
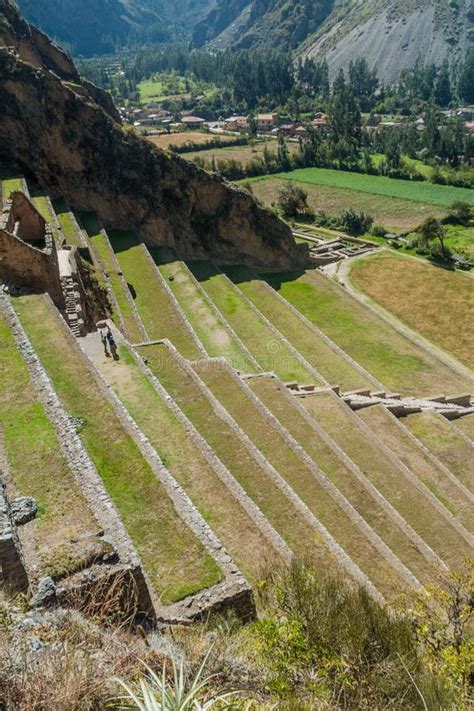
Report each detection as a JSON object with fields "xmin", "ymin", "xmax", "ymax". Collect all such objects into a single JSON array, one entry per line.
[
  {"xmin": 340, "ymin": 208, "xmax": 374, "ymax": 236},
  {"xmin": 277, "ymin": 182, "xmax": 310, "ymax": 219},
  {"xmin": 442, "ymin": 201, "xmax": 472, "ymax": 226},
  {"xmin": 371, "ymin": 223, "xmax": 388, "ymax": 238}
]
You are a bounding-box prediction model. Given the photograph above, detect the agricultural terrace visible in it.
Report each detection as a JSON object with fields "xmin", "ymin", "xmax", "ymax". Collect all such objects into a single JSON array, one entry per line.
[
  {"xmin": 146, "ymin": 132, "xmax": 241, "ymax": 151},
  {"xmin": 261, "ymin": 269, "xmax": 470, "ymax": 396},
  {"xmin": 1, "ymin": 178, "xmax": 24, "ymax": 203},
  {"xmin": 138, "ymin": 74, "xmax": 215, "ymax": 105},
  {"xmin": 349, "ymin": 252, "xmax": 474, "ymax": 370}
]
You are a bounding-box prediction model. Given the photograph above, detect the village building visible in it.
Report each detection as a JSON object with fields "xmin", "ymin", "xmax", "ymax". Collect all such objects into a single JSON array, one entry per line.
[
  {"xmin": 181, "ymin": 116, "xmax": 207, "ymax": 129},
  {"xmin": 256, "ymin": 113, "xmax": 279, "ymax": 131},
  {"xmin": 224, "ymin": 116, "xmax": 249, "ymax": 132}
]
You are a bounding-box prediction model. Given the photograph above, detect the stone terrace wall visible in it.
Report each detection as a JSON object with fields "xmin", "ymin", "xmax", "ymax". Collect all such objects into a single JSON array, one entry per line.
[
  {"xmin": 0, "ymin": 477, "xmax": 28, "ymax": 596},
  {"xmin": 0, "ymin": 228, "xmax": 63, "ymax": 305}
]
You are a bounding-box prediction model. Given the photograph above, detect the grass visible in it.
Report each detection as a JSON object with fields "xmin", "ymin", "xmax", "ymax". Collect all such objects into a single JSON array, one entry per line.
[
  {"xmin": 133, "ymin": 343, "xmax": 281, "ymax": 580},
  {"xmin": 247, "ymin": 177, "xmax": 444, "ymax": 231},
  {"xmin": 145, "ymin": 345, "xmax": 339, "ymax": 569},
  {"xmin": 455, "ymin": 414, "xmax": 474, "ymax": 441},
  {"xmin": 1, "ymin": 178, "xmax": 24, "ymax": 202},
  {"xmin": 14, "ymin": 295, "xmax": 220, "ymax": 603},
  {"xmin": 247, "ymin": 375, "xmax": 438, "ymax": 591},
  {"xmin": 349, "ymin": 252, "xmax": 474, "ymax": 370},
  {"xmin": 226, "ymin": 266, "xmax": 372, "ymax": 391},
  {"xmin": 81, "ymin": 215, "xmax": 144, "ymax": 343},
  {"xmin": 404, "ymin": 412, "xmax": 474, "ymax": 494},
  {"xmin": 358, "ymin": 405, "xmax": 473, "ymax": 531},
  {"xmin": 189, "ymin": 261, "xmax": 316, "ymax": 383},
  {"xmin": 302, "ymin": 391, "xmax": 471, "ymax": 574},
  {"xmin": 264, "ymin": 268, "xmax": 471, "ymax": 396},
  {"xmin": 195, "ymin": 364, "xmax": 408, "ymax": 600},
  {"xmin": 270, "ymin": 168, "xmax": 474, "ymax": 208},
  {"xmin": 52, "ymin": 198, "xmax": 83, "ymax": 247},
  {"xmin": 0, "ymin": 312, "xmax": 100, "ymax": 579},
  {"xmin": 105, "ymin": 232, "xmax": 202, "ymax": 359},
  {"xmin": 157, "ymin": 258, "xmax": 257, "ymax": 373},
  {"xmin": 31, "ymin": 196, "xmax": 61, "ymax": 242}
]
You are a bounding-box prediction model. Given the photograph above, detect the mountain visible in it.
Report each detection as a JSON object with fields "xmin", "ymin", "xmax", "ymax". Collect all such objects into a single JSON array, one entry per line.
[
  {"xmin": 16, "ymin": 0, "xmax": 216, "ymax": 55},
  {"xmin": 0, "ymin": 0, "xmax": 305, "ymax": 270},
  {"xmin": 193, "ymin": 0, "xmax": 473, "ymax": 83}
]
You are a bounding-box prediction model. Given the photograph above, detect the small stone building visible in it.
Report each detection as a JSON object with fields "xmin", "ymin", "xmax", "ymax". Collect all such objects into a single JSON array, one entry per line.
[{"xmin": 0, "ymin": 191, "xmax": 63, "ymax": 305}]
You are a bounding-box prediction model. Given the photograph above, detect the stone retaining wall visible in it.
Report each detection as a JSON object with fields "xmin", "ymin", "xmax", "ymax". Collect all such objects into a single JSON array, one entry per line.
[{"xmin": 0, "ymin": 471, "xmax": 28, "ymax": 596}]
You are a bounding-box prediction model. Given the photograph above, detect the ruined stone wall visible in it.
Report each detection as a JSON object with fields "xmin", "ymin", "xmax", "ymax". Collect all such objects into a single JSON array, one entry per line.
[
  {"xmin": 0, "ymin": 481, "xmax": 28, "ymax": 595},
  {"xmin": 0, "ymin": 228, "xmax": 63, "ymax": 305}
]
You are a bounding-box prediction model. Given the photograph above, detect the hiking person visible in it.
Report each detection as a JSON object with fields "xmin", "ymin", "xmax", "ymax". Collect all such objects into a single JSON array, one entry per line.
[
  {"xmin": 100, "ymin": 330, "xmax": 109, "ymax": 356},
  {"xmin": 107, "ymin": 328, "xmax": 119, "ymax": 360}
]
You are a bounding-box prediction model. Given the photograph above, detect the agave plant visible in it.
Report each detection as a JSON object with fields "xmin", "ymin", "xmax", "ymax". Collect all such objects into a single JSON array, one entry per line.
[{"xmin": 114, "ymin": 645, "xmax": 242, "ymax": 710}]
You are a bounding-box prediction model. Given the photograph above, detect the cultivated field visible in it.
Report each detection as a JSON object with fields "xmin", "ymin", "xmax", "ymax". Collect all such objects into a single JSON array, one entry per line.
[
  {"xmin": 349, "ymin": 252, "xmax": 474, "ymax": 370},
  {"xmin": 146, "ymin": 132, "xmax": 240, "ymax": 151},
  {"xmin": 247, "ymin": 176, "xmax": 444, "ymax": 231},
  {"xmin": 185, "ymin": 140, "xmax": 300, "ymax": 165}
]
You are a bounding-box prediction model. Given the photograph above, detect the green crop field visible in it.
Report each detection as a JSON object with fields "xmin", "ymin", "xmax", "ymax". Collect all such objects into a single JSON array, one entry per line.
[
  {"xmin": 267, "ymin": 168, "xmax": 474, "ymax": 207},
  {"xmin": 247, "ymin": 177, "xmax": 444, "ymax": 231}
]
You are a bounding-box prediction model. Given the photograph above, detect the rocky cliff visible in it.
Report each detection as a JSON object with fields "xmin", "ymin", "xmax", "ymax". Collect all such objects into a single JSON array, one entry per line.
[{"xmin": 0, "ymin": 0, "xmax": 306, "ymax": 271}]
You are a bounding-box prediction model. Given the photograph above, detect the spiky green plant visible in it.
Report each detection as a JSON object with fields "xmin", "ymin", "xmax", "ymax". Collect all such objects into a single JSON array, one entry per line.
[{"xmin": 114, "ymin": 645, "xmax": 242, "ymax": 710}]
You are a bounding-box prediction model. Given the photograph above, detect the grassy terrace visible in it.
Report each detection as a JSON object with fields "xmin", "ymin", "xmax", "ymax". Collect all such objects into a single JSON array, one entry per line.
[
  {"xmin": 1, "ymin": 178, "xmax": 24, "ymax": 203},
  {"xmin": 107, "ymin": 233, "xmax": 201, "ymax": 359},
  {"xmin": 14, "ymin": 295, "xmax": 220, "ymax": 603},
  {"xmin": 264, "ymin": 269, "xmax": 469, "ymax": 396},
  {"xmin": 248, "ymin": 376, "xmax": 437, "ymax": 587},
  {"xmin": 189, "ymin": 261, "xmax": 318, "ymax": 383},
  {"xmin": 31, "ymin": 196, "xmax": 61, "ymax": 242},
  {"xmin": 226, "ymin": 266, "xmax": 371, "ymax": 391},
  {"xmin": 404, "ymin": 412, "xmax": 474, "ymax": 494},
  {"xmin": 302, "ymin": 392, "xmax": 471, "ymax": 572},
  {"xmin": 144, "ymin": 345, "xmax": 340, "ymax": 573},
  {"xmin": 0, "ymin": 311, "xmax": 100, "ymax": 580},
  {"xmin": 94, "ymin": 340, "xmax": 275, "ymax": 582},
  {"xmin": 81, "ymin": 215, "xmax": 144, "ymax": 344},
  {"xmin": 52, "ymin": 198, "xmax": 83, "ymax": 247},
  {"xmin": 455, "ymin": 414, "xmax": 474, "ymax": 441},
  {"xmin": 350, "ymin": 252, "xmax": 474, "ymax": 371},
  {"xmin": 195, "ymin": 365, "xmax": 406, "ymax": 599},
  {"xmin": 359, "ymin": 405, "xmax": 473, "ymax": 532},
  {"xmin": 156, "ymin": 257, "xmax": 257, "ymax": 373}
]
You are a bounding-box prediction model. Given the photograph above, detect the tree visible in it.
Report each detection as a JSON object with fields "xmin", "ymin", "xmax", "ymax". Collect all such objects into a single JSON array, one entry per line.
[
  {"xmin": 458, "ymin": 51, "xmax": 474, "ymax": 104},
  {"xmin": 277, "ymin": 182, "xmax": 309, "ymax": 219},
  {"xmin": 434, "ymin": 60, "xmax": 452, "ymax": 107},
  {"xmin": 445, "ymin": 201, "xmax": 472, "ymax": 226},
  {"xmin": 340, "ymin": 209, "xmax": 373, "ymax": 236},
  {"xmin": 419, "ymin": 217, "xmax": 449, "ymax": 259}
]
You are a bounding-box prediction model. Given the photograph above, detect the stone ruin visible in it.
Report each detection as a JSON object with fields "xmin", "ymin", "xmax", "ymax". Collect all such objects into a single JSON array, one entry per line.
[{"xmin": 0, "ymin": 191, "xmax": 108, "ymax": 336}]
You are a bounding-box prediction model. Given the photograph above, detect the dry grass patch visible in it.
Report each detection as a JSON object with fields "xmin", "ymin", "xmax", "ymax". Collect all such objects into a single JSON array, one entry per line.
[
  {"xmin": 190, "ymin": 261, "xmax": 317, "ymax": 383},
  {"xmin": 404, "ymin": 412, "xmax": 474, "ymax": 494},
  {"xmin": 358, "ymin": 405, "xmax": 473, "ymax": 531},
  {"xmin": 0, "ymin": 312, "xmax": 101, "ymax": 580},
  {"xmin": 146, "ymin": 132, "xmax": 238, "ymax": 150},
  {"xmin": 455, "ymin": 414, "xmax": 474, "ymax": 441},
  {"xmin": 350, "ymin": 252, "xmax": 474, "ymax": 371},
  {"xmin": 302, "ymin": 392, "xmax": 471, "ymax": 577},
  {"xmin": 227, "ymin": 266, "xmax": 371, "ymax": 391},
  {"xmin": 14, "ymin": 295, "xmax": 220, "ymax": 603}
]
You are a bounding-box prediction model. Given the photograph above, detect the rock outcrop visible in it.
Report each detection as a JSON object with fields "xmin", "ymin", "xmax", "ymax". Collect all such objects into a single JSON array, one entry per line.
[{"xmin": 0, "ymin": 0, "xmax": 307, "ymax": 271}]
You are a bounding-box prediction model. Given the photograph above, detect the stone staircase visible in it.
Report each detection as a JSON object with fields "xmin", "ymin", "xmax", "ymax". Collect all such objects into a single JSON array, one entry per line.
[{"xmin": 60, "ymin": 274, "xmax": 85, "ymax": 337}]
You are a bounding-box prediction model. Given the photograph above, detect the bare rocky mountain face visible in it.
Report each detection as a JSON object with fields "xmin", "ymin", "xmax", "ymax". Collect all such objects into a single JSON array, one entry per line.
[
  {"xmin": 0, "ymin": 0, "xmax": 306, "ymax": 271},
  {"xmin": 194, "ymin": 0, "xmax": 473, "ymax": 84}
]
